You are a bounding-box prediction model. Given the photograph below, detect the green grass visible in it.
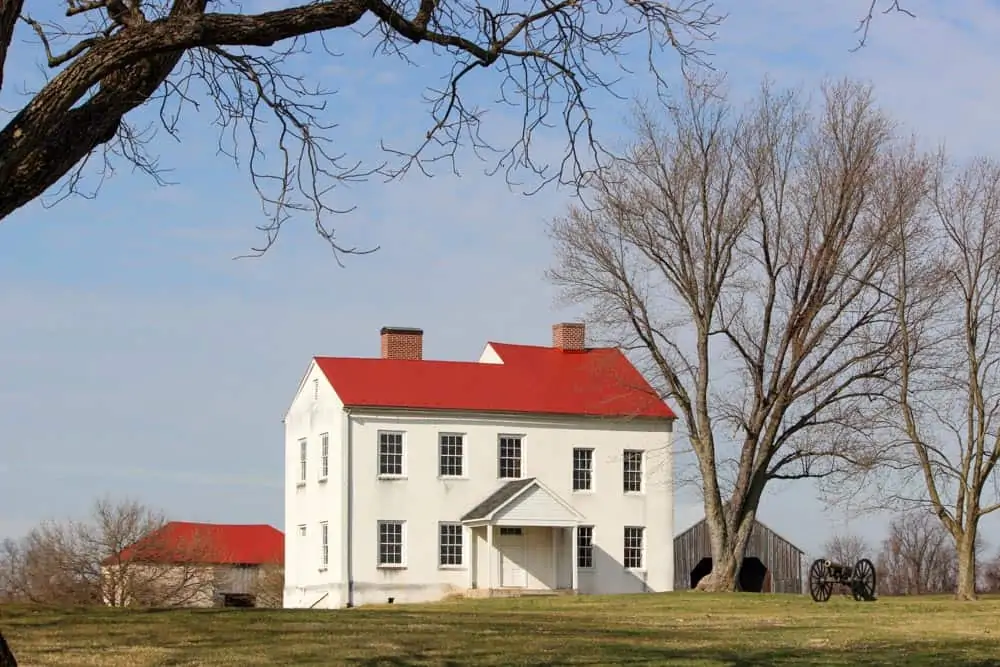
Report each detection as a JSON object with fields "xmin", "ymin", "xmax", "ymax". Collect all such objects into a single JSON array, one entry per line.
[{"xmin": 2, "ymin": 593, "xmax": 999, "ymax": 666}]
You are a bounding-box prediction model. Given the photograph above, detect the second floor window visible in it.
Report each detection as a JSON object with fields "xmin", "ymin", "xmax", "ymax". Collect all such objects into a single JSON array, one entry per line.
[
  {"xmin": 379, "ymin": 432, "xmax": 404, "ymax": 477},
  {"xmin": 623, "ymin": 449, "xmax": 643, "ymax": 492},
  {"xmin": 298, "ymin": 439, "xmax": 307, "ymax": 483},
  {"xmin": 320, "ymin": 433, "xmax": 329, "ymax": 480},
  {"xmin": 498, "ymin": 435, "xmax": 522, "ymax": 479},
  {"xmin": 573, "ymin": 448, "xmax": 593, "ymax": 491},
  {"xmin": 439, "ymin": 434, "xmax": 464, "ymax": 477}
]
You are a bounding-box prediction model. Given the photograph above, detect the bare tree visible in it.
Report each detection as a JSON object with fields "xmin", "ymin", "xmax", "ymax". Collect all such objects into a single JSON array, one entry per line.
[
  {"xmin": 248, "ymin": 564, "xmax": 284, "ymax": 608},
  {"xmin": 822, "ymin": 534, "xmax": 871, "ymax": 567},
  {"xmin": 93, "ymin": 497, "xmax": 213, "ymax": 607},
  {"xmin": 548, "ymin": 76, "xmax": 927, "ymax": 591},
  {"xmin": 887, "ymin": 154, "xmax": 1000, "ymax": 600},
  {"xmin": 0, "ymin": 538, "xmax": 25, "ymax": 602},
  {"xmin": 875, "ymin": 509, "xmax": 961, "ymax": 595},
  {"xmin": 981, "ymin": 551, "xmax": 1000, "ymax": 593},
  {"xmin": 0, "ymin": 0, "xmax": 728, "ymax": 257},
  {"xmin": 0, "ymin": 496, "xmax": 211, "ymax": 608}
]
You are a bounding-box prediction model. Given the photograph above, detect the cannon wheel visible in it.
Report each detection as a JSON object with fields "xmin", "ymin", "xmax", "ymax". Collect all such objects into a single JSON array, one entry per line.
[
  {"xmin": 808, "ymin": 558, "xmax": 833, "ymax": 602},
  {"xmin": 851, "ymin": 558, "xmax": 877, "ymax": 601}
]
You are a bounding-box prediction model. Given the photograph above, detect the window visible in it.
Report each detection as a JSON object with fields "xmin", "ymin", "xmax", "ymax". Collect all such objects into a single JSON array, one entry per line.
[
  {"xmin": 378, "ymin": 432, "xmax": 404, "ymax": 477},
  {"xmin": 297, "ymin": 525, "xmax": 306, "ymax": 538},
  {"xmin": 577, "ymin": 526, "xmax": 594, "ymax": 568},
  {"xmin": 573, "ymin": 448, "xmax": 593, "ymax": 491},
  {"xmin": 498, "ymin": 435, "xmax": 522, "ymax": 479},
  {"xmin": 320, "ymin": 433, "xmax": 329, "ymax": 480},
  {"xmin": 320, "ymin": 521, "xmax": 329, "ymax": 568},
  {"xmin": 313, "ymin": 378, "xmax": 319, "ymax": 400},
  {"xmin": 499, "ymin": 527, "xmax": 523, "ymax": 536},
  {"xmin": 439, "ymin": 523, "xmax": 463, "ymax": 567},
  {"xmin": 298, "ymin": 439, "xmax": 307, "ymax": 483},
  {"xmin": 378, "ymin": 521, "xmax": 405, "ymax": 567},
  {"xmin": 623, "ymin": 449, "xmax": 643, "ymax": 493},
  {"xmin": 624, "ymin": 526, "xmax": 644, "ymax": 569},
  {"xmin": 439, "ymin": 434, "xmax": 464, "ymax": 477}
]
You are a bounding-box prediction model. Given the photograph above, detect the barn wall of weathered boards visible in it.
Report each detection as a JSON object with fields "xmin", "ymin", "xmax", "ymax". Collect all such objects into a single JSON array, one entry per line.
[{"xmin": 673, "ymin": 518, "xmax": 804, "ymax": 594}]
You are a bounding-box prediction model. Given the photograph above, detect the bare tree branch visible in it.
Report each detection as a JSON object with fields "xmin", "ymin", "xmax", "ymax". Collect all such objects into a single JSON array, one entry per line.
[
  {"xmin": 0, "ymin": 0, "xmax": 724, "ymax": 259},
  {"xmin": 885, "ymin": 153, "xmax": 1000, "ymax": 600},
  {"xmin": 549, "ymin": 75, "xmax": 925, "ymax": 591},
  {"xmin": 853, "ymin": 0, "xmax": 916, "ymax": 51}
]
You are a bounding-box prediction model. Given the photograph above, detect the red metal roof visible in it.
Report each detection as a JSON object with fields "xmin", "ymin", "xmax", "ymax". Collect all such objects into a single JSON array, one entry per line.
[
  {"xmin": 107, "ymin": 522, "xmax": 284, "ymax": 566},
  {"xmin": 314, "ymin": 342, "xmax": 675, "ymax": 419}
]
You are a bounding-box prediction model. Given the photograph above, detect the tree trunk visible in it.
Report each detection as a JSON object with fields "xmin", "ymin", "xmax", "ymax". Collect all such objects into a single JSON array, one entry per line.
[
  {"xmin": 955, "ymin": 529, "xmax": 978, "ymax": 601},
  {"xmin": 0, "ymin": 630, "xmax": 17, "ymax": 667},
  {"xmin": 694, "ymin": 508, "xmax": 753, "ymax": 592}
]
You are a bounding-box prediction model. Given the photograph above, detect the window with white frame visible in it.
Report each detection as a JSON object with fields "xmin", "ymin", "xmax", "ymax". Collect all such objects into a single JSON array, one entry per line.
[
  {"xmin": 573, "ymin": 448, "xmax": 593, "ymax": 491},
  {"xmin": 439, "ymin": 434, "xmax": 464, "ymax": 477},
  {"xmin": 378, "ymin": 432, "xmax": 404, "ymax": 477},
  {"xmin": 577, "ymin": 526, "xmax": 594, "ymax": 568},
  {"xmin": 623, "ymin": 449, "xmax": 643, "ymax": 493},
  {"xmin": 297, "ymin": 525, "xmax": 306, "ymax": 538},
  {"xmin": 498, "ymin": 435, "xmax": 522, "ymax": 479},
  {"xmin": 439, "ymin": 523, "xmax": 463, "ymax": 567},
  {"xmin": 298, "ymin": 439, "xmax": 307, "ymax": 483},
  {"xmin": 378, "ymin": 520, "xmax": 405, "ymax": 566},
  {"xmin": 624, "ymin": 526, "xmax": 644, "ymax": 569},
  {"xmin": 320, "ymin": 521, "xmax": 329, "ymax": 568},
  {"xmin": 320, "ymin": 433, "xmax": 329, "ymax": 480}
]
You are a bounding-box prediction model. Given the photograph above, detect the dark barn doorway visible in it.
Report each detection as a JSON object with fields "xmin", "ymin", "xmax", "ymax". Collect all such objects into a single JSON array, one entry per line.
[
  {"xmin": 738, "ymin": 557, "xmax": 768, "ymax": 592},
  {"xmin": 689, "ymin": 556, "xmax": 770, "ymax": 592},
  {"xmin": 222, "ymin": 593, "xmax": 256, "ymax": 608},
  {"xmin": 690, "ymin": 557, "xmax": 713, "ymax": 589}
]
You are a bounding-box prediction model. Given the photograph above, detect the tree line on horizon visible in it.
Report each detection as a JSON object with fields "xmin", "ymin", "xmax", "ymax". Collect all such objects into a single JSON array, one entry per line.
[
  {"xmin": 819, "ymin": 509, "xmax": 1000, "ymax": 597},
  {"xmin": 0, "ymin": 496, "xmax": 283, "ymax": 609}
]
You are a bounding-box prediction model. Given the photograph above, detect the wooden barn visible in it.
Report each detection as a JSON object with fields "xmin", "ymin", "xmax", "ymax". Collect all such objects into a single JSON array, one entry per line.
[{"xmin": 673, "ymin": 518, "xmax": 804, "ymax": 594}]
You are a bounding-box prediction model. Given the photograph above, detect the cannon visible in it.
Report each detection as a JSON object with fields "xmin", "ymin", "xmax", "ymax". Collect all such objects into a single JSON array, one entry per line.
[{"xmin": 808, "ymin": 557, "xmax": 877, "ymax": 602}]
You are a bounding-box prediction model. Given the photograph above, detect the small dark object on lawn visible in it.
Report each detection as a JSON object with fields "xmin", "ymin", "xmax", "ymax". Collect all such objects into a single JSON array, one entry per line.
[
  {"xmin": 0, "ymin": 630, "xmax": 17, "ymax": 667},
  {"xmin": 808, "ymin": 557, "xmax": 877, "ymax": 602}
]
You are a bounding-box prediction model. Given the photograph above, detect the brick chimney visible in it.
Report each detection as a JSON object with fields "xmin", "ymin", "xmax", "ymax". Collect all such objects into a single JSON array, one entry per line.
[
  {"xmin": 380, "ymin": 326, "xmax": 424, "ymax": 360},
  {"xmin": 552, "ymin": 322, "xmax": 586, "ymax": 351}
]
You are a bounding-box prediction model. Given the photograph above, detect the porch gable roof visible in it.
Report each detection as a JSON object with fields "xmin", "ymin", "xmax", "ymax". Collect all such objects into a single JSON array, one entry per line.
[{"xmin": 460, "ymin": 477, "xmax": 585, "ymax": 526}]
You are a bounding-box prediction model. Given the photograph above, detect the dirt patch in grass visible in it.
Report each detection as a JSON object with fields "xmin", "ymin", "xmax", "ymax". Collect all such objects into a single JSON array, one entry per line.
[{"xmin": 2, "ymin": 593, "xmax": 999, "ymax": 665}]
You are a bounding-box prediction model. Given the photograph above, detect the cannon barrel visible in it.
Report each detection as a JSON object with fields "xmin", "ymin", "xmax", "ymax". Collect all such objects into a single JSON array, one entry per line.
[{"xmin": 823, "ymin": 559, "xmax": 847, "ymax": 570}]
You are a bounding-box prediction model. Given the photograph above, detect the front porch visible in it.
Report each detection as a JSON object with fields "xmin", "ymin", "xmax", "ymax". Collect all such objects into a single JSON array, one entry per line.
[{"xmin": 460, "ymin": 478, "xmax": 587, "ymax": 594}]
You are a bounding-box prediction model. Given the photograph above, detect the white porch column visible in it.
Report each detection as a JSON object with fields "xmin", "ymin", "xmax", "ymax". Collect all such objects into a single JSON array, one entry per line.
[
  {"xmin": 468, "ymin": 526, "xmax": 477, "ymax": 589},
  {"xmin": 570, "ymin": 525, "xmax": 579, "ymax": 592},
  {"xmin": 551, "ymin": 528, "xmax": 559, "ymax": 587},
  {"xmin": 486, "ymin": 524, "xmax": 494, "ymax": 591}
]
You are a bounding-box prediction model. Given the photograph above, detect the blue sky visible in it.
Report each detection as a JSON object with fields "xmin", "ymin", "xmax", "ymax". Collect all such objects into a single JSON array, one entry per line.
[{"xmin": 2, "ymin": 0, "xmax": 999, "ymax": 560}]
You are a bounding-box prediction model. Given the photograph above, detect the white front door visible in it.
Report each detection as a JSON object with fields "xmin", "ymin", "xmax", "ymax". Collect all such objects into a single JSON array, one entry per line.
[{"xmin": 497, "ymin": 527, "xmax": 527, "ymax": 588}]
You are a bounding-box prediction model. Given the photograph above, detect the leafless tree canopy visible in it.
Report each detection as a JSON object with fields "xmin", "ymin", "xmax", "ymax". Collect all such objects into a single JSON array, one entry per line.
[
  {"xmin": 249, "ymin": 564, "xmax": 284, "ymax": 608},
  {"xmin": 548, "ymin": 76, "xmax": 926, "ymax": 590},
  {"xmin": 0, "ymin": 0, "xmax": 727, "ymax": 257},
  {"xmin": 879, "ymin": 154, "xmax": 1000, "ymax": 599},
  {"xmin": 822, "ymin": 533, "xmax": 871, "ymax": 568},
  {"xmin": 0, "ymin": 496, "xmax": 211, "ymax": 607}
]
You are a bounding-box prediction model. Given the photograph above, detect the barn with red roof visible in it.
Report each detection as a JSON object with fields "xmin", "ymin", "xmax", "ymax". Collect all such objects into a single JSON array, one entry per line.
[
  {"xmin": 283, "ymin": 323, "xmax": 676, "ymax": 610},
  {"xmin": 102, "ymin": 521, "xmax": 284, "ymax": 608}
]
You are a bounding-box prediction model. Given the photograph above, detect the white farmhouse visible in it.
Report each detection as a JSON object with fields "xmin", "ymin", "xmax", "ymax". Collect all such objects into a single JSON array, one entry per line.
[{"xmin": 282, "ymin": 323, "xmax": 676, "ymax": 609}]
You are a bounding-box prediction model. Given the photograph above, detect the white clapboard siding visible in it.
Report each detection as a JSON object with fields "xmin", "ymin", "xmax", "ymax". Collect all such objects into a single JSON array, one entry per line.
[{"xmin": 493, "ymin": 486, "xmax": 577, "ymax": 525}]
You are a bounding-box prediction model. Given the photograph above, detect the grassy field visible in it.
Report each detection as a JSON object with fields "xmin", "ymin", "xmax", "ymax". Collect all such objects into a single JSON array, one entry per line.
[{"xmin": 2, "ymin": 593, "xmax": 999, "ymax": 666}]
